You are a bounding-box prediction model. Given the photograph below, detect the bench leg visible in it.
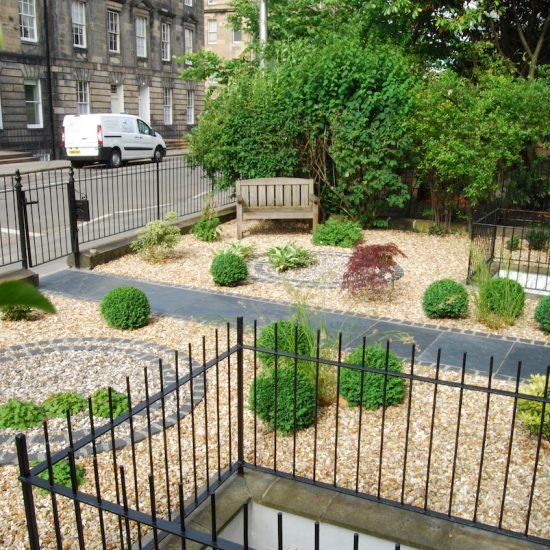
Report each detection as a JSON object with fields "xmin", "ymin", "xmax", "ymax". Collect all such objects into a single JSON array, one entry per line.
[
  {"xmin": 312, "ymin": 203, "xmax": 319, "ymax": 231},
  {"xmin": 236, "ymin": 204, "xmax": 243, "ymax": 239}
]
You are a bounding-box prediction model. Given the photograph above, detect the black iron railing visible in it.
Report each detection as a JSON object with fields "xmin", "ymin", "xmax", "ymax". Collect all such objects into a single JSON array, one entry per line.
[
  {"xmin": 16, "ymin": 318, "xmax": 550, "ymax": 549},
  {"xmin": 0, "ymin": 156, "xmax": 234, "ymax": 269},
  {"xmin": 468, "ymin": 208, "xmax": 550, "ymax": 292}
]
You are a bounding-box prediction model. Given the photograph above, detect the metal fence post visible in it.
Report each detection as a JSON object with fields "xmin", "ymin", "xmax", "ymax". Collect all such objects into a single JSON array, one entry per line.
[
  {"xmin": 14, "ymin": 170, "xmax": 29, "ymax": 269},
  {"xmin": 156, "ymin": 157, "xmax": 161, "ymax": 220},
  {"xmin": 67, "ymin": 167, "xmax": 81, "ymax": 269},
  {"xmin": 16, "ymin": 434, "xmax": 40, "ymax": 550},
  {"xmin": 237, "ymin": 316, "xmax": 244, "ymax": 474}
]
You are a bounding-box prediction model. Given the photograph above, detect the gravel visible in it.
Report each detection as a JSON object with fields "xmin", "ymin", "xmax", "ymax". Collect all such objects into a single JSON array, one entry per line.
[{"xmin": 0, "ymin": 217, "xmax": 548, "ymax": 547}]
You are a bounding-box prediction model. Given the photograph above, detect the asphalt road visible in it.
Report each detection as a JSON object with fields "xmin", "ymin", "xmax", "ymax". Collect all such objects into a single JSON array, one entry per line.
[{"xmin": 0, "ymin": 156, "xmax": 230, "ymax": 268}]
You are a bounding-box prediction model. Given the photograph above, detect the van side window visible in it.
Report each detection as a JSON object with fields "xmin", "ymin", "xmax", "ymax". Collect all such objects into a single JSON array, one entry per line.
[{"xmin": 137, "ymin": 119, "xmax": 153, "ymax": 136}]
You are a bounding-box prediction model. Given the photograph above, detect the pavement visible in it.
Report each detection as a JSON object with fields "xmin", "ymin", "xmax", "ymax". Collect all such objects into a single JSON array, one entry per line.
[{"xmin": 40, "ymin": 269, "xmax": 550, "ymax": 381}]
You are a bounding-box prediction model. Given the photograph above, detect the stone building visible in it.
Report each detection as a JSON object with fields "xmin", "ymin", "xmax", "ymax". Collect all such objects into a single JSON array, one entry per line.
[
  {"xmin": 203, "ymin": 0, "xmax": 248, "ymax": 61},
  {"xmin": 0, "ymin": 0, "xmax": 204, "ymax": 159}
]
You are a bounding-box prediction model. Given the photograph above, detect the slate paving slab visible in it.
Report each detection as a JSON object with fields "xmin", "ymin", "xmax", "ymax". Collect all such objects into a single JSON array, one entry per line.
[{"xmin": 40, "ymin": 270, "xmax": 550, "ymax": 378}]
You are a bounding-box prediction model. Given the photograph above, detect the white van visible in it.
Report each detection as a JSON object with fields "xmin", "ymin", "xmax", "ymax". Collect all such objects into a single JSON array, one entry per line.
[{"xmin": 62, "ymin": 113, "xmax": 166, "ymax": 168}]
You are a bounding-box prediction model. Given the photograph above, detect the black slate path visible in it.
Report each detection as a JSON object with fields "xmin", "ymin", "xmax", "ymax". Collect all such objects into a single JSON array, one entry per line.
[{"xmin": 41, "ymin": 270, "xmax": 550, "ymax": 379}]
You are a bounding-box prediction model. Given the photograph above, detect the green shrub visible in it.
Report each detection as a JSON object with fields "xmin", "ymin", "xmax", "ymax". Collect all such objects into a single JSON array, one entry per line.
[
  {"xmin": 131, "ymin": 212, "xmax": 181, "ymax": 262},
  {"xmin": 91, "ymin": 388, "xmax": 129, "ymax": 418},
  {"xmin": 42, "ymin": 391, "xmax": 87, "ymax": 418},
  {"xmin": 505, "ymin": 235, "xmax": 521, "ymax": 251},
  {"xmin": 100, "ymin": 286, "xmax": 150, "ymax": 330},
  {"xmin": 223, "ymin": 241, "xmax": 256, "ymax": 260},
  {"xmin": 312, "ymin": 217, "xmax": 363, "ymax": 248},
  {"xmin": 36, "ymin": 458, "xmax": 85, "ymax": 494},
  {"xmin": 1, "ymin": 305, "xmax": 32, "ymax": 321},
  {"xmin": 534, "ymin": 296, "xmax": 550, "ymax": 333},
  {"xmin": 340, "ymin": 345, "xmax": 405, "ymax": 409},
  {"xmin": 525, "ymin": 229, "xmax": 549, "ymax": 251},
  {"xmin": 257, "ymin": 320, "xmax": 314, "ymax": 370},
  {"xmin": 0, "ymin": 399, "xmax": 44, "ymax": 430},
  {"xmin": 478, "ymin": 277, "xmax": 525, "ymax": 323},
  {"xmin": 210, "ymin": 252, "xmax": 248, "ymax": 286},
  {"xmin": 428, "ymin": 223, "xmax": 447, "ymax": 236},
  {"xmin": 191, "ymin": 196, "xmax": 221, "ymax": 242},
  {"xmin": 370, "ymin": 218, "xmax": 389, "ymax": 229},
  {"xmin": 249, "ymin": 366, "xmax": 316, "ymax": 434},
  {"xmin": 517, "ymin": 374, "xmax": 550, "ymax": 441},
  {"xmin": 266, "ymin": 243, "xmax": 317, "ymax": 272},
  {"xmin": 422, "ymin": 279, "xmax": 468, "ymax": 319}
]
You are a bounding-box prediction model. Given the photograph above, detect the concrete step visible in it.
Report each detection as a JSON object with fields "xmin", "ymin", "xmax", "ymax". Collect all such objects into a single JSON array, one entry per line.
[{"xmin": 0, "ymin": 151, "xmax": 38, "ymax": 165}]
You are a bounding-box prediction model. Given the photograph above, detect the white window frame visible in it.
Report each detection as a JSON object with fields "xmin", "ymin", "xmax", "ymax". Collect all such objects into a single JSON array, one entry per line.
[
  {"xmin": 24, "ymin": 79, "xmax": 43, "ymax": 129},
  {"xmin": 135, "ymin": 16, "xmax": 147, "ymax": 58},
  {"xmin": 233, "ymin": 29, "xmax": 242, "ymax": 43},
  {"xmin": 207, "ymin": 20, "xmax": 217, "ymax": 44},
  {"xmin": 161, "ymin": 22, "xmax": 171, "ymax": 61},
  {"xmin": 107, "ymin": 10, "xmax": 120, "ymax": 53},
  {"xmin": 19, "ymin": 0, "xmax": 37, "ymax": 42},
  {"xmin": 0, "ymin": 95, "xmax": 3, "ymax": 130},
  {"xmin": 71, "ymin": 1, "xmax": 87, "ymax": 48},
  {"xmin": 184, "ymin": 0, "xmax": 193, "ymax": 6},
  {"xmin": 163, "ymin": 88, "xmax": 172, "ymax": 125},
  {"xmin": 184, "ymin": 28, "xmax": 194, "ymax": 55},
  {"xmin": 186, "ymin": 90, "xmax": 194, "ymax": 125},
  {"xmin": 76, "ymin": 81, "xmax": 89, "ymax": 114}
]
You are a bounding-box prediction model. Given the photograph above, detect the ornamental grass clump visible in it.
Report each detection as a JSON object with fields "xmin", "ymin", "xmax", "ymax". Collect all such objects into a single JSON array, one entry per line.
[
  {"xmin": 131, "ymin": 212, "xmax": 181, "ymax": 262},
  {"xmin": 340, "ymin": 345, "xmax": 405, "ymax": 409},
  {"xmin": 210, "ymin": 252, "xmax": 248, "ymax": 286},
  {"xmin": 312, "ymin": 217, "xmax": 363, "ymax": 248},
  {"xmin": 342, "ymin": 243, "xmax": 405, "ymax": 295},
  {"xmin": 422, "ymin": 279, "xmax": 468, "ymax": 319},
  {"xmin": 1, "ymin": 305, "xmax": 32, "ymax": 321},
  {"xmin": 0, "ymin": 399, "xmax": 44, "ymax": 430},
  {"xmin": 100, "ymin": 286, "xmax": 151, "ymax": 330},
  {"xmin": 534, "ymin": 296, "xmax": 550, "ymax": 333},
  {"xmin": 505, "ymin": 235, "xmax": 521, "ymax": 252},
  {"xmin": 42, "ymin": 391, "xmax": 87, "ymax": 418},
  {"xmin": 266, "ymin": 243, "xmax": 317, "ymax": 272},
  {"xmin": 517, "ymin": 374, "xmax": 550, "ymax": 441},
  {"xmin": 477, "ymin": 277, "xmax": 525, "ymax": 328},
  {"xmin": 249, "ymin": 366, "xmax": 316, "ymax": 435}
]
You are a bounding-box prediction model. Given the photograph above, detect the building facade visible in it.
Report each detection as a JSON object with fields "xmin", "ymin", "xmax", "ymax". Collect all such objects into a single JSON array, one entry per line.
[
  {"xmin": 0, "ymin": 0, "xmax": 204, "ymax": 159},
  {"xmin": 203, "ymin": 0, "xmax": 248, "ymax": 60}
]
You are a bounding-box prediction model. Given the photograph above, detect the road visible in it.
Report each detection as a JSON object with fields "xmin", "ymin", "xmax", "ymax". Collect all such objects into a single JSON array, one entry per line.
[{"xmin": 0, "ymin": 157, "xmax": 232, "ymax": 269}]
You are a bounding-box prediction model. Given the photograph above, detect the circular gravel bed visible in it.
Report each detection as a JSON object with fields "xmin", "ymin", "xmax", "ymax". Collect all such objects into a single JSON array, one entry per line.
[
  {"xmin": 247, "ymin": 250, "xmax": 404, "ymax": 289},
  {"xmin": 0, "ymin": 338, "xmax": 203, "ymax": 464}
]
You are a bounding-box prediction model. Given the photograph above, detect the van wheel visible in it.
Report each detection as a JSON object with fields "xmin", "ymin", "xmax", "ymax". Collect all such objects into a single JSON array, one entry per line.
[
  {"xmin": 70, "ymin": 161, "xmax": 84, "ymax": 169},
  {"xmin": 108, "ymin": 149, "xmax": 122, "ymax": 169},
  {"xmin": 153, "ymin": 147, "xmax": 165, "ymax": 163}
]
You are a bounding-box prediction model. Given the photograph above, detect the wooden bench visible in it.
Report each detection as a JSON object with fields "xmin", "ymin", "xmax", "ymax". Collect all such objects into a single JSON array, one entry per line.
[{"xmin": 236, "ymin": 177, "xmax": 319, "ymax": 239}]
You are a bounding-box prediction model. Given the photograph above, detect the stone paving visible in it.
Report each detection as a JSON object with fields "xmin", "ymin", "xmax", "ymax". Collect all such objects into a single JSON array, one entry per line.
[{"xmin": 40, "ymin": 270, "xmax": 550, "ymax": 381}]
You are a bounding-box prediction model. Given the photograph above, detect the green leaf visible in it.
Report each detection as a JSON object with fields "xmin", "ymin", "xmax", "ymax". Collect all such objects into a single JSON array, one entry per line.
[{"xmin": 0, "ymin": 281, "xmax": 55, "ymax": 314}]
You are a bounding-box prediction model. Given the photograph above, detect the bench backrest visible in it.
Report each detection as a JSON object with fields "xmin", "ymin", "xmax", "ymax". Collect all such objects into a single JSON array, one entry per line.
[{"xmin": 236, "ymin": 178, "xmax": 314, "ymax": 208}]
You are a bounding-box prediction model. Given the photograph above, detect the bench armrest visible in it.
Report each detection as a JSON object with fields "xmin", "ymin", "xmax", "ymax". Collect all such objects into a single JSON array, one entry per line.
[
  {"xmin": 237, "ymin": 195, "xmax": 245, "ymax": 205},
  {"xmin": 310, "ymin": 194, "xmax": 320, "ymax": 205}
]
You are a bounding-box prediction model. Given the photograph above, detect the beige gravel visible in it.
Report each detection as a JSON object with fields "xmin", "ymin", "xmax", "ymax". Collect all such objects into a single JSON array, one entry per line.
[
  {"xmin": 95, "ymin": 219, "xmax": 549, "ymax": 342},
  {"xmin": 2, "ymin": 218, "xmax": 550, "ymax": 547}
]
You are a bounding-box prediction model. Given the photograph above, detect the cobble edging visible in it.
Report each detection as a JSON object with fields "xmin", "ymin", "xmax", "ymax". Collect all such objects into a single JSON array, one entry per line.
[{"xmin": 0, "ymin": 338, "xmax": 204, "ymax": 465}]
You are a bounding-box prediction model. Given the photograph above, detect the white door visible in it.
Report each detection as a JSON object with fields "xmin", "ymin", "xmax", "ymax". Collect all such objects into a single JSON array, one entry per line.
[
  {"xmin": 110, "ymin": 84, "xmax": 124, "ymax": 113},
  {"xmin": 138, "ymin": 86, "xmax": 150, "ymax": 124}
]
